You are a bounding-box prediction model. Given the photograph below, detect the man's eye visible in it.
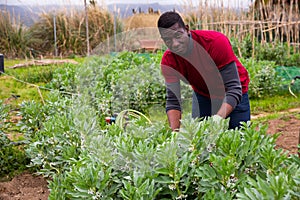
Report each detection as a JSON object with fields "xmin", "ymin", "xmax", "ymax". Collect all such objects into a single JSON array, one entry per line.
[{"xmin": 175, "ymin": 33, "xmax": 183, "ymax": 39}]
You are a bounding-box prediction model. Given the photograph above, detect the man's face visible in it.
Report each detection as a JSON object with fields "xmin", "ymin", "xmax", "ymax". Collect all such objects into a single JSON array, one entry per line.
[{"xmin": 160, "ymin": 23, "xmax": 190, "ymax": 55}]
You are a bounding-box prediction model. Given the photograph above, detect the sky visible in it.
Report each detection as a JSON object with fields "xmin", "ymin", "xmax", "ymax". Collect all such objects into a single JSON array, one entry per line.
[
  {"xmin": 4, "ymin": 0, "xmax": 193, "ymax": 5},
  {"xmin": 3, "ymin": 0, "xmax": 253, "ymax": 8}
]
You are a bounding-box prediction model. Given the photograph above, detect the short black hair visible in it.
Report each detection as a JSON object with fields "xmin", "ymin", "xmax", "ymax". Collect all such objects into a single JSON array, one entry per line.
[{"xmin": 157, "ymin": 11, "xmax": 185, "ymax": 29}]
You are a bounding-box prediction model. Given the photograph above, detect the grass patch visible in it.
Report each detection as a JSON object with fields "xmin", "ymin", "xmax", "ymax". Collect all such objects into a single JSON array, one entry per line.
[
  {"xmin": 3, "ymin": 58, "xmax": 83, "ymax": 84},
  {"xmin": 0, "ymin": 76, "xmax": 48, "ymax": 107},
  {"xmin": 4, "ymin": 57, "xmax": 84, "ymax": 67},
  {"xmin": 4, "ymin": 65, "xmax": 58, "ymax": 84},
  {"xmin": 148, "ymin": 104, "xmax": 167, "ymax": 123},
  {"xmin": 4, "ymin": 59, "xmax": 29, "ymax": 68},
  {"xmin": 0, "ymin": 58, "xmax": 83, "ymax": 107},
  {"xmin": 250, "ymin": 94, "xmax": 300, "ymax": 115},
  {"xmin": 251, "ymin": 111, "xmax": 300, "ymax": 126},
  {"xmin": 0, "ymin": 60, "xmax": 82, "ymax": 111}
]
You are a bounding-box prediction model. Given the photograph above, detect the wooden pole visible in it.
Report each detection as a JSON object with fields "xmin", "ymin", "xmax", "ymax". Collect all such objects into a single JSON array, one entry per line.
[
  {"xmin": 84, "ymin": 0, "xmax": 90, "ymax": 56},
  {"xmin": 0, "ymin": 54, "xmax": 4, "ymax": 75},
  {"xmin": 53, "ymin": 14, "xmax": 58, "ymax": 57}
]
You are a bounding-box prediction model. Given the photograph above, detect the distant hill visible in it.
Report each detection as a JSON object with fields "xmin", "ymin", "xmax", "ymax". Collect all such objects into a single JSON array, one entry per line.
[
  {"xmin": 107, "ymin": 3, "xmax": 182, "ymax": 18},
  {"xmin": 0, "ymin": 4, "xmax": 85, "ymax": 27},
  {"xmin": 0, "ymin": 4, "xmax": 39, "ymax": 27},
  {"xmin": 0, "ymin": 3, "xmax": 183, "ymax": 27}
]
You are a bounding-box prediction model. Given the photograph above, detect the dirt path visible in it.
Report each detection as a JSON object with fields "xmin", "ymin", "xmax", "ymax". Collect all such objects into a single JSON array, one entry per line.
[
  {"xmin": 252, "ymin": 108, "xmax": 300, "ymax": 155},
  {"xmin": 266, "ymin": 114, "xmax": 300, "ymax": 155},
  {"xmin": 0, "ymin": 172, "xmax": 49, "ymax": 200}
]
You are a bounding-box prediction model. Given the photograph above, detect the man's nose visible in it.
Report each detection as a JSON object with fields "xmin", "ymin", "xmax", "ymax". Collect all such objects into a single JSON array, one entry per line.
[{"xmin": 171, "ymin": 38, "xmax": 180, "ymax": 48}]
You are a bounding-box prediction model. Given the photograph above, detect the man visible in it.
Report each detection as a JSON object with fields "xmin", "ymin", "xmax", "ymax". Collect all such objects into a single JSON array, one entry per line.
[{"xmin": 157, "ymin": 11, "xmax": 250, "ymax": 130}]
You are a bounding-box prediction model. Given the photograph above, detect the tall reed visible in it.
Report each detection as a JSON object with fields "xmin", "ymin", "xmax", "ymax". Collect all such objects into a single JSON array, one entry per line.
[
  {"xmin": 27, "ymin": 6, "xmax": 121, "ymax": 57},
  {"xmin": 182, "ymin": 0, "xmax": 300, "ymax": 56},
  {"xmin": 0, "ymin": 11, "xmax": 31, "ymax": 58}
]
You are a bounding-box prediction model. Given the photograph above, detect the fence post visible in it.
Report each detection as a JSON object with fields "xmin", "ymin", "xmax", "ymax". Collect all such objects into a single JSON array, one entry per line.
[{"xmin": 0, "ymin": 54, "xmax": 4, "ymax": 75}]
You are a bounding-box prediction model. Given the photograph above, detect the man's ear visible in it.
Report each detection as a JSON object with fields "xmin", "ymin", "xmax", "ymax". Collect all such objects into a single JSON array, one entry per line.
[
  {"xmin": 185, "ymin": 24, "xmax": 190, "ymax": 31},
  {"xmin": 185, "ymin": 24, "xmax": 191, "ymax": 36}
]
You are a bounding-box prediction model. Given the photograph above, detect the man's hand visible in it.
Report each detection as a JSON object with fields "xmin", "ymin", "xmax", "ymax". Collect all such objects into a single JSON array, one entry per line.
[
  {"xmin": 212, "ymin": 114, "xmax": 223, "ymax": 123},
  {"xmin": 167, "ymin": 109, "xmax": 181, "ymax": 131},
  {"xmin": 216, "ymin": 102, "xmax": 234, "ymax": 118}
]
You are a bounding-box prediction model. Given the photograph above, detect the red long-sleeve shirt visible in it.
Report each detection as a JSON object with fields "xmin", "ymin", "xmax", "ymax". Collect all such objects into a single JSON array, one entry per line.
[{"xmin": 161, "ymin": 30, "xmax": 249, "ymax": 98}]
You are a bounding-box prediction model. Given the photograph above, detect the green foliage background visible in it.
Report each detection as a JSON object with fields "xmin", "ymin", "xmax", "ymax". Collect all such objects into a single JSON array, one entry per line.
[
  {"xmin": 0, "ymin": 1, "xmax": 299, "ymax": 197},
  {"xmin": 3, "ymin": 51, "xmax": 295, "ymax": 199}
]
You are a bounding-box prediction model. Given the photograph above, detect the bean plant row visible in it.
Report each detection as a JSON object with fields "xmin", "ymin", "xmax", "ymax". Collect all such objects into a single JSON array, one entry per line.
[{"xmin": 0, "ymin": 52, "xmax": 299, "ymax": 199}]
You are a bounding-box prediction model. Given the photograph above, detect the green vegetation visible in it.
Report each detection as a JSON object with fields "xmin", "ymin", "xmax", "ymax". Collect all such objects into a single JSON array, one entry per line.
[
  {"xmin": 1, "ymin": 1, "xmax": 299, "ymax": 65},
  {"xmin": 4, "ymin": 59, "xmax": 29, "ymax": 68},
  {"xmin": 19, "ymin": 98, "xmax": 300, "ymax": 199},
  {"xmin": 0, "ymin": 62, "xmax": 80, "ymax": 108},
  {"xmin": 250, "ymin": 95, "xmax": 300, "ymax": 115},
  {"xmin": 0, "ymin": 77, "xmax": 47, "ymax": 107},
  {"xmin": 0, "ymin": 0, "xmax": 299, "ymax": 197},
  {"xmin": 0, "ymin": 101, "xmax": 29, "ymax": 180},
  {"xmin": 0, "ymin": 12, "xmax": 31, "ymax": 58},
  {"xmin": 1, "ymin": 52, "xmax": 299, "ymax": 115},
  {"xmin": 0, "ymin": 1, "xmax": 300, "ymax": 194},
  {"xmin": 6, "ymin": 65, "xmax": 57, "ymax": 83},
  {"xmin": 0, "ymin": 51, "xmax": 299, "ymax": 199}
]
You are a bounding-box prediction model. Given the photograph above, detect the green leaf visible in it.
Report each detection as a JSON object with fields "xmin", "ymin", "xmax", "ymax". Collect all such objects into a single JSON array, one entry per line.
[
  {"xmin": 244, "ymin": 188, "xmax": 259, "ymax": 200},
  {"xmin": 155, "ymin": 176, "xmax": 173, "ymax": 184}
]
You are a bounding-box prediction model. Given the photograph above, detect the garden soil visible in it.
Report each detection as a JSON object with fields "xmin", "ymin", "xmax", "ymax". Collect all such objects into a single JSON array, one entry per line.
[{"xmin": 0, "ymin": 111, "xmax": 299, "ymax": 200}]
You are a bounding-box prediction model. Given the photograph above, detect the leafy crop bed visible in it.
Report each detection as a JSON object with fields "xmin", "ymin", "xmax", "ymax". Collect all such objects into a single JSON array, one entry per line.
[
  {"xmin": 0, "ymin": 52, "xmax": 299, "ymax": 199},
  {"xmin": 1, "ymin": 113, "xmax": 299, "ymax": 200}
]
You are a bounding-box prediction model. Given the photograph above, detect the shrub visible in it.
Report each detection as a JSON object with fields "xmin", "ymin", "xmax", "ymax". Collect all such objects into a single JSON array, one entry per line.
[
  {"xmin": 241, "ymin": 58, "xmax": 282, "ymax": 98},
  {"xmin": 255, "ymin": 42, "xmax": 287, "ymax": 63},
  {"xmin": 281, "ymin": 53, "xmax": 300, "ymax": 67},
  {"xmin": 230, "ymin": 34, "xmax": 253, "ymax": 59},
  {"xmin": 76, "ymin": 52, "xmax": 166, "ymax": 115},
  {"xmin": 45, "ymin": 63, "xmax": 77, "ymax": 93}
]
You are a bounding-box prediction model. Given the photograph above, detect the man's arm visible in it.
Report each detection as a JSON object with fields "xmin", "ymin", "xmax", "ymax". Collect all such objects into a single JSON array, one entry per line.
[
  {"xmin": 217, "ymin": 61, "xmax": 242, "ymax": 118},
  {"xmin": 165, "ymin": 81, "xmax": 182, "ymax": 131}
]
